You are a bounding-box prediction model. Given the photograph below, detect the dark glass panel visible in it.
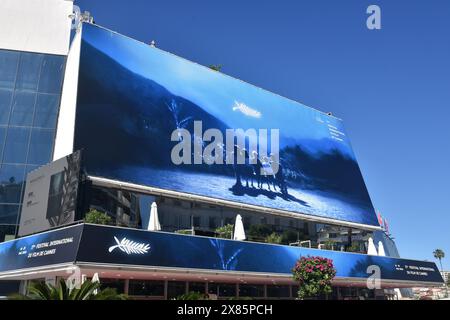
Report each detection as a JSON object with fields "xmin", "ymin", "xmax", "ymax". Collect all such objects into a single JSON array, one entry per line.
[
  {"xmin": 27, "ymin": 128, "xmax": 54, "ymax": 165},
  {"xmin": 208, "ymin": 283, "xmax": 236, "ymax": 297},
  {"xmin": 0, "ymin": 50, "xmax": 19, "ymax": 89},
  {"xmin": 167, "ymin": 281, "xmax": 186, "ymax": 299},
  {"xmin": 0, "ymin": 127, "xmax": 6, "ymax": 161},
  {"xmin": 38, "ymin": 55, "xmax": 65, "ymax": 94},
  {"xmin": 99, "ymin": 279, "xmax": 125, "ymax": 294},
  {"xmin": 239, "ymin": 284, "xmax": 265, "ymax": 298},
  {"xmin": 33, "ymin": 94, "xmax": 60, "ymax": 128},
  {"xmin": 9, "ymin": 91, "xmax": 36, "ymax": 126},
  {"xmin": 188, "ymin": 282, "xmax": 206, "ymax": 294},
  {"xmin": 0, "ymin": 164, "xmax": 25, "ymax": 203},
  {"xmin": 3, "ymin": 127, "xmax": 30, "ymax": 163},
  {"xmin": 0, "ymin": 89, "xmax": 13, "ymax": 125},
  {"xmin": 267, "ymin": 285, "xmax": 290, "ymax": 298},
  {"xmin": 128, "ymin": 280, "xmax": 164, "ymax": 296},
  {"xmin": 0, "ymin": 224, "xmax": 16, "ymax": 242},
  {"xmin": 0, "ymin": 204, "xmax": 20, "ymax": 224},
  {"xmin": 15, "ymin": 52, "xmax": 43, "ymax": 91}
]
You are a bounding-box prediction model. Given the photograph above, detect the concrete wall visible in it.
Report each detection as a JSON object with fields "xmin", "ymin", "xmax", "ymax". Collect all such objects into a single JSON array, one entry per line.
[{"xmin": 0, "ymin": 0, "xmax": 73, "ymax": 55}]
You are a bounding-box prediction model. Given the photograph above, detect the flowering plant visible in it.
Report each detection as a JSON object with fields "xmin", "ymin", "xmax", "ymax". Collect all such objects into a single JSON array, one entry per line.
[{"xmin": 292, "ymin": 256, "xmax": 336, "ymax": 299}]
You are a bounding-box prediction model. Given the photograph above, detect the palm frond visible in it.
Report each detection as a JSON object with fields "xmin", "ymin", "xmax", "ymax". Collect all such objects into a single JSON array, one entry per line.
[{"xmin": 108, "ymin": 237, "xmax": 150, "ymax": 254}]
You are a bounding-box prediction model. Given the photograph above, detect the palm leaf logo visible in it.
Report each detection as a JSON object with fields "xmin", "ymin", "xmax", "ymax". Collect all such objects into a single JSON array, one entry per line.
[{"xmin": 108, "ymin": 236, "xmax": 150, "ymax": 255}]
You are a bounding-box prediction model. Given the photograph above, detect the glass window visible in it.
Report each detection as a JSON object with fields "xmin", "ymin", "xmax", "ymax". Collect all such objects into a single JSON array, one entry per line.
[
  {"xmin": 0, "ymin": 50, "xmax": 19, "ymax": 89},
  {"xmin": 3, "ymin": 127, "xmax": 30, "ymax": 164},
  {"xmin": 25, "ymin": 165, "xmax": 39, "ymax": 176},
  {"xmin": 0, "ymin": 127, "xmax": 6, "ymax": 161},
  {"xmin": 27, "ymin": 129, "xmax": 54, "ymax": 165},
  {"xmin": 209, "ymin": 217, "xmax": 217, "ymax": 229},
  {"xmin": 128, "ymin": 280, "xmax": 164, "ymax": 296},
  {"xmin": 208, "ymin": 283, "xmax": 236, "ymax": 297},
  {"xmin": 15, "ymin": 52, "xmax": 43, "ymax": 91},
  {"xmin": 267, "ymin": 285, "xmax": 290, "ymax": 298},
  {"xmin": 0, "ymin": 204, "xmax": 20, "ymax": 224},
  {"xmin": 0, "ymin": 164, "xmax": 25, "ymax": 203},
  {"xmin": 33, "ymin": 94, "xmax": 60, "ymax": 128},
  {"xmin": 99, "ymin": 279, "xmax": 125, "ymax": 294},
  {"xmin": 38, "ymin": 55, "xmax": 65, "ymax": 94},
  {"xmin": 239, "ymin": 284, "xmax": 264, "ymax": 298},
  {"xmin": 9, "ymin": 91, "xmax": 36, "ymax": 126},
  {"xmin": 188, "ymin": 282, "xmax": 206, "ymax": 294},
  {"xmin": 0, "ymin": 224, "xmax": 16, "ymax": 242},
  {"xmin": 291, "ymin": 285, "xmax": 299, "ymax": 298},
  {"xmin": 193, "ymin": 216, "xmax": 200, "ymax": 227},
  {"xmin": 0, "ymin": 89, "xmax": 13, "ymax": 125},
  {"xmin": 167, "ymin": 281, "xmax": 186, "ymax": 299}
]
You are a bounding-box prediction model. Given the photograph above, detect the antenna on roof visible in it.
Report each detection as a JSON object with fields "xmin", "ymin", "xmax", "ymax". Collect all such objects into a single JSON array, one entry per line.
[{"xmin": 150, "ymin": 40, "xmax": 156, "ymax": 47}]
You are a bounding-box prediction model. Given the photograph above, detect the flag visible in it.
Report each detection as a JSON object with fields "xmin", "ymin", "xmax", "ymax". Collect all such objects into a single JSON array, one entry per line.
[
  {"xmin": 377, "ymin": 212, "xmax": 383, "ymax": 227},
  {"xmin": 384, "ymin": 218, "xmax": 389, "ymax": 235}
]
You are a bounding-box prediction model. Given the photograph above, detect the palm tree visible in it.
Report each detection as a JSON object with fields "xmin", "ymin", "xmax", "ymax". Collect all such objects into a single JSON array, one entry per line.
[
  {"xmin": 433, "ymin": 249, "xmax": 448, "ymax": 297},
  {"xmin": 9, "ymin": 279, "xmax": 127, "ymax": 300},
  {"xmin": 433, "ymin": 249, "xmax": 445, "ymax": 272}
]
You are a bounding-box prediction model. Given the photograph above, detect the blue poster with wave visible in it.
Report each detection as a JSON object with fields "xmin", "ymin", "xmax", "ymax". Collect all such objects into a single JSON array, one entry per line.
[{"xmin": 74, "ymin": 23, "xmax": 379, "ymax": 227}]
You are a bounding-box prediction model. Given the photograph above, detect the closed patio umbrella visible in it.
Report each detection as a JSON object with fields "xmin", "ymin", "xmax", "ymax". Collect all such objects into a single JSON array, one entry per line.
[
  {"xmin": 233, "ymin": 214, "xmax": 246, "ymax": 241},
  {"xmin": 378, "ymin": 241, "xmax": 386, "ymax": 256},
  {"xmin": 367, "ymin": 237, "xmax": 378, "ymax": 255},
  {"xmin": 91, "ymin": 272, "xmax": 100, "ymax": 295},
  {"xmin": 148, "ymin": 202, "xmax": 161, "ymax": 231},
  {"xmin": 92, "ymin": 272, "xmax": 100, "ymax": 283}
]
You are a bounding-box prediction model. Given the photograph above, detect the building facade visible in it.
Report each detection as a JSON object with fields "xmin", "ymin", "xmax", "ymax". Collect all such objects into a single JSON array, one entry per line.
[
  {"xmin": 0, "ymin": 0, "xmax": 444, "ymax": 299},
  {"xmin": 0, "ymin": 0, "xmax": 72, "ymax": 242}
]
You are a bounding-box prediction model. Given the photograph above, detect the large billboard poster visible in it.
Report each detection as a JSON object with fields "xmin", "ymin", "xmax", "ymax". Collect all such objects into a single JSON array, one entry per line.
[
  {"xmin": 75, "ymin": 23, "xmax": 379, "ymax": 227},
  {"xmin": 0, "ymin": 224, "xmax": 443, "ymax": 285},
  {"xmin": 77, "ymin": 225, "xmax": 442, "ymax": 284},
  {"xmin": 18, "ymin": 151, "xmax": 82, "ymax": 237}
]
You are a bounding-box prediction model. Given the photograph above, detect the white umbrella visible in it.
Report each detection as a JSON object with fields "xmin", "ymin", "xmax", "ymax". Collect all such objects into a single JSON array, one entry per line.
[
  {"xmin": 233, "ymin": 214, "xmax": 246, "ymax": 241},
  {"xmin": 367, "ymin": 237, "xmax": 378, "ymax": 255},
  {"xmin": 92, "ymin": 272, "xmax": 100, "ymax": 283},
  {"xmin": 148, "ymin": 202, "xmax": 161, "ymax": 231},
  {"xmin": 378, "ymin": 241, "xmax": 386, "ymax": 256},
  {"xmin": 91, "ymin": 272, "xmax": 100, "ymax": 295}
]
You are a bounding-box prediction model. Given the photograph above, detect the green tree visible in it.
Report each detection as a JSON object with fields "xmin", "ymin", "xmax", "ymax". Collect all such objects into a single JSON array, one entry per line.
[
  {"xmin": 281, "ymin": 230, "xmax": 298, "ymax": 245},
  {"xmin": 266, "ymin": 232, "xmax": 282, "ymax": 244},
  {"xmin": 323, "ymin": 240, "xmax": 336, "ymax": 250},
  {"xmin": 84, "ymin": 209, "xmax": 112, "ymax": 225},
  {"xmin": 346, "ymin": 242, "xmax": 361, "ymax": 253},
  {"xmin": 248, "ymin": 224, "xmax": 272, "ymax": 241},
  {"xmin": 208, "ymin": 64, "xmax": 222, "ymax": 72},
  {"xmin": 433, "ymin": 249, "xmax": 445, "ymax": 272},
  {"xmin": 9, "ymin": 279, "xmax": 127, "ymax": 300},
  {"xmin": 215, "ymin": 224, "xmax": 234, "ymax": 239},
  {"xmin": 174, "ymin": 291, "xmax": 209, "ymax": 300},
  {"xmin": 433, "ymin": 249, "xmax": 448, "ymax": 297}
]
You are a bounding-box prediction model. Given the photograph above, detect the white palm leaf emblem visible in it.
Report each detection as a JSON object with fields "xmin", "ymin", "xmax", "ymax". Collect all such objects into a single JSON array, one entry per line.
[{"xmin": 108, "ymin": 236, "xmax": 150, "ymax": 255}]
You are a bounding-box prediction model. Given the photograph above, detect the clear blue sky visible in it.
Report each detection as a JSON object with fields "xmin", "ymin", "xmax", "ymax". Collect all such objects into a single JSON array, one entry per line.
[{"xmin": 75, "ymin": 0, "xmax": 450, "ymax": 269}]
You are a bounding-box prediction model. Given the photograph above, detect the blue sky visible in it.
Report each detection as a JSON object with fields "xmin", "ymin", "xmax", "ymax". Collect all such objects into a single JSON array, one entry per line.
[{"xmin": 75, "ymin": 0, "xmax": 450, "ymax": 268}]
